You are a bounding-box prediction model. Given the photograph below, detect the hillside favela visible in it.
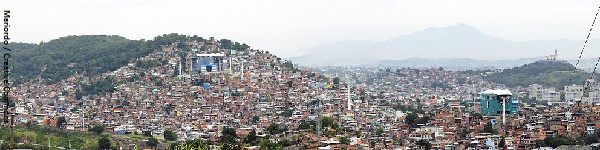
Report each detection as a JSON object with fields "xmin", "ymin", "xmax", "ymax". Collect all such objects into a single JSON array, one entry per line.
[
  {"xmin": 6, "ymin": 1, "xmax": 600, "ymax": 150},
  {"xmin": 0, "ymin": 33, "xmax": 599, "ymax": 150}
]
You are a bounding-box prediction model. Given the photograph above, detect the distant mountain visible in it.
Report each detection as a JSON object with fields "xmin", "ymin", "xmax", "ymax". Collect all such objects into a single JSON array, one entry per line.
[
  {"xmin": 378, "ymin": 57, "xmax": 543, "ymax": 71},
  {"xmin": 290, "ymin": 23, "xmax": 600, "ymax": 67},
  {"xmin": 288, "ymin": 40, "xmax": 380, "ymax": 66},
  {"xmin": 484, "ymin": 60, "xmax": 596, "ymax": 89}
]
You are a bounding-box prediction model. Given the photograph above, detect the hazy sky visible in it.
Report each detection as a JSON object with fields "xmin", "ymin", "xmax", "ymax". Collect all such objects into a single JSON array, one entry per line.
[{"xmin": 2, "ymin": 0, "xmax": 599, "ymax": 57}]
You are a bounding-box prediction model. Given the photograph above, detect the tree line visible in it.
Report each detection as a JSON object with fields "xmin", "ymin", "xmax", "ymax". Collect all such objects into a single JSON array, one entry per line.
[
  {"xmin": 10, "ymin": 33, "xmax": 253, "ymax": 86},
  {"xmin": 484, "ymin": 61, "xmax": 598, "ymax": 89}
]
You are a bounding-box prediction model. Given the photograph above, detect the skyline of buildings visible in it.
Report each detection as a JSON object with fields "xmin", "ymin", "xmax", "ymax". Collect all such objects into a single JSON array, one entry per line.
[{"xmin": 1, "ymin": 39, "xmax": 600, "ymax": 149}]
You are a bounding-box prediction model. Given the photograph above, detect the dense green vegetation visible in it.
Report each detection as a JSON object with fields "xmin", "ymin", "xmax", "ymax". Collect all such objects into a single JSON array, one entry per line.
[
  {"xmin": 82, "ymin": 76, "xmax": 116, "ymax": 96},
  {"xmin": 147, "ymin": 137, "xmax": 159, "ymax": 148},
  {"xmin": 220, "ymin": 127, "xmax": 239, "ymax": 150},
  {"xmin": 169, "ymin": 139, "xmax": 211, "ymax": 150},
  {"xmin": 0, "ymin": 126, "xmax": 108, "ymax": 149},
  {"xmin": 11, "ymin": 35, "xmax": 157, "ymax": 85},
  {"xmin": 404, "ymin": 113, "xmax": 430, "ymax": 128},
  {"xmin": 537, "ymin": 136, "xmax": 577, "ymax": 148},
  {"xmin": 98, "ymin": 136, "xmax": 112, "ymax": 150},
  {"xmin": 164, "ymin": 130, "xmax": 178, "ymax": 141},
  {"xmin": 4, "ymin": 33, "xmax": 263, "ymax": 149},
  {"xmin": 415, "ymin": 139, "xmax": 432, "ymax": 150},
  {"xmin": 90, "ymin": 124, "xmax": 106, "ymax": 134},
  {"xmin": 483, "ymin": 122, "xmax": 495, "ymax": 134},
  {"xmin": 267, "ymin": 123, "xmax": 289, "ymax": 135},
  {"xmin": 169, "ymin": 127, "xmax": 297, "ymax": 150},
  {"xmin": 484, "ymin": 61, "xmax": 598, "ymax": 89},
  {"xmin": 9, "ymin": 33, "xmax": 252, "ymax": 86}
]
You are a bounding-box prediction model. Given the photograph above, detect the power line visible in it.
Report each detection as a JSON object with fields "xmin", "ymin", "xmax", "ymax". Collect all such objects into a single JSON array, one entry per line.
[
  {"xmin": 563, "ymin": 6, "xmax": 600, "ymax": 137},
  {"xmin": 584, "ymin": 56, "xmax": 600, "ymax": 93},
  {"xmin": 571, "ymin": 6, "xmax": 600, "ymax": 83},
  {"xmin": 573, "ymin": 6, "xmax": 600, "ymax": 103}
]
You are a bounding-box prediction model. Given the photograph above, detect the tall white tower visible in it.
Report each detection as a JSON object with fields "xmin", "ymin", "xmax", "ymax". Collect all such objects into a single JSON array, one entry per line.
[
  {"xmin": 179, "ymin": 61, "xmax": 183, "ymax": 77},
  {"xmin": 347, "ymin": 85, "xmax": 352, "ymax": 111},
  {"xmin": 501, "ymin": 96, "xmax": 508, "ymax": 127},
  {"xmin": 241, "ymin": 61, "xmax": 244, "ymax": 81}
]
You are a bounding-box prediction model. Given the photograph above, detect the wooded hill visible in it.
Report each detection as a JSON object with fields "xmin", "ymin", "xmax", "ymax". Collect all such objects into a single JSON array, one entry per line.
[
  {"xmin": 11, "ymin": 35, "xmax": 156, "ymax": 85},
  {"xmin": 9, "ymin": 34, "xmax": 250, "ymax": 85},
  {"xmin": 484, "ymin": 60, "xmax": 598, "ymax": 89}
]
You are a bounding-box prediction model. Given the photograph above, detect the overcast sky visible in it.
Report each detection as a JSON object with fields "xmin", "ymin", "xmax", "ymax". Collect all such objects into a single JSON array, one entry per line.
[{"xmin": 2, "ymin": 0, "xmax": 599, "ymax": 57}]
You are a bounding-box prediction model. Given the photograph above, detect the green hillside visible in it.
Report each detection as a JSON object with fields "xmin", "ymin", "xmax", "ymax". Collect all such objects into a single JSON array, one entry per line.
[
  {"xmin": 9, "ymin": 34, "xmax": 250, "ymax": 85},
  {"xmin": 0, "ymin": 126, "xmax": 103, "ymax": 149},
  {"xmin": 485, "ymin": 60, "xmax": 597, "ymax": 89},
  {"xmin": 1, "ymin": 33, "xmax": 253, "ymax": 149},
  {"xmin": 11, "ymin": 35, "xmax": 158, "ymax": 85}
]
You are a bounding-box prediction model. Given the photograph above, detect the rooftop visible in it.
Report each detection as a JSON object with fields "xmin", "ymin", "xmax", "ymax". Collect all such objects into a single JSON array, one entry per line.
[{"xmin": 481, "ymin": 89, "xmax": 512, "ymax": 96}]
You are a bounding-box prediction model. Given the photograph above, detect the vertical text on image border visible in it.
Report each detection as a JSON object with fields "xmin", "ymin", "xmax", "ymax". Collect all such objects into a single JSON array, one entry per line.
[{"xmin": 3, "ymin": 10, "xmax": 11, "ymax": 123}]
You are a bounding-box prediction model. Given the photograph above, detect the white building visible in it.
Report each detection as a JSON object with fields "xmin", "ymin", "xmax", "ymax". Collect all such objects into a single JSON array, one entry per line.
[
  {"xmin": 586, "ymin": 91, "xmax": 600, "ymax": 104},
  {"xmin": 544, "ymin": 49, "xmax": 558, "ymax": 60},
  {"xmin": 529, "ymin": 84, "xmax": 556, "ymax": 101},
  {"xmin": 542, "ymin": 91, "xmax": 561, "ymax": 104},
  {"xmin": 564, "ymin": 84, "xmax": 583, "ymax": 103},
  {"xmin": 15, "ymin": 105, "xmax": 28, "ymax": 114}
]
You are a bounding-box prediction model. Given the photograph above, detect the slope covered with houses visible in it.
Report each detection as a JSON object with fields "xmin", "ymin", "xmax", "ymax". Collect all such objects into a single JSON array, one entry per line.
[
  {"xmin": 2, "ymin": 34, "xmax": 356, "ymax": 149},
  {"xmin": 4, "ymin": 34, "xmax": 600, "ymax": 150}
]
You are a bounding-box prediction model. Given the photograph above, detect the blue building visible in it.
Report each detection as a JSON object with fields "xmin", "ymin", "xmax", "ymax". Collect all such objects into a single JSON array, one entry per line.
[
  {"xmin": 479, "ymin": 90, "xmax": 519, "ymax": 115},
  {"xmin": 190, "ymin": 53, "xmax": 228, "ymax": 73}
]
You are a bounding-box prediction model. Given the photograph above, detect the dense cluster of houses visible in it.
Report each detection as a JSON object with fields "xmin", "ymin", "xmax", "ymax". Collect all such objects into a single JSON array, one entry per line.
[
  {"xmin": 314, "ymin": 65, "xmax": 600, "ymax": 149},
  {"xmin": 3, "ymin": 39, "xmax": 600, "ymax": 150}
]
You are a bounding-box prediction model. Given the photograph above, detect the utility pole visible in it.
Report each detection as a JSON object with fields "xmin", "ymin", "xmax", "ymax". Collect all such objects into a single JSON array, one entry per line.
[
  {"xmin": 502, "ymin": 96, "xmax": 506, "ymax": 128},
  {"xmin": 240, "ymin": 61, "xmax": 244, "ymax": 81},
  {"xmin": 347, "ymin": 84, "xmax": 351, "ymax": 111},
  {"xmin": 10, "ymin": 112, "xmax": 14, "ymax": 150},
  {"xmin": 229, "ymin": 57, "xmax": 232, "ymax": 74},
  {"xmin": 316, "ymin": 97, "xmax": 321, "ymax": 144},
  {"xmin": 501, "ymin": 95, "xmax": 510, "ymax": 136}
]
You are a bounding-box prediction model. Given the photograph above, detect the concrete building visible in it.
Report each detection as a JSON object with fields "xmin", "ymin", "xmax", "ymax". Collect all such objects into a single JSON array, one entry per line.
[
  {"xmin": 586, "ymin": 91, "xmax": 600, "ymax": 104},
  {"xmin": 190, "ymin": 53, "xmax": 228, "ymax": 73},
  {"xmin": 544, "ymin": 49, "xmax": 558, "ymax": 61},
  {"xmin": 479, "ymin": 90, "xmax": 519, "ymax": 115},
  {"xmin": 543, "ymin": 91, "xmax": 561, "ymax": 105},
  {"xmin": 564, "ymin": 84, "xmax": 583, "ymax": 103},
  {"xmin": 528, "ymin": 84, "xmax": 556, "ymax": 101}
]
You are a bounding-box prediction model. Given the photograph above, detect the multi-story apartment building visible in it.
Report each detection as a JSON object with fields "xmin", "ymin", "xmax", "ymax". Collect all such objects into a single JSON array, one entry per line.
[
  {"xmin": 480, "ymin": 90, "xmax": 519, "ymax": 115},
  {"xmin": 564, "ymin": 84, "xmax": 583, "ymax": 103}
]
